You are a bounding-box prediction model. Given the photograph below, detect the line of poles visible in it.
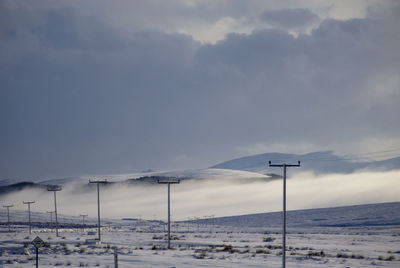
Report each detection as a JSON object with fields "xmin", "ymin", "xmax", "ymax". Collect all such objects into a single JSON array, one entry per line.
[{"xmin": 3, "ymin": 159, "xmax": 300, "ymax": 267}]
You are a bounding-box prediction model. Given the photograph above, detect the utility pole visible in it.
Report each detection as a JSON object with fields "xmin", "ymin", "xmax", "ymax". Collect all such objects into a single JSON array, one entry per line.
[
  {"xmin": 23, "ymin": 201, "xmax": 35, "ymax": 235},
  {"xmin": 269, "ymin": 161, "xmax": 300, "ymax": 268},
  {"xmin": 46, "ymin": 211, "xmax": 54, "ymax": 232},
  {"xmin": 80, "ymin": 214, "xmax": 88, "ymax": 233},
  {"xmin": 89, "ymin": 179, "xmax": 107, "ymax": 241},
  {"xmin": 3, "ymin": 204, "xmax": 13, "ymax": 232},
  {"xmin": 158, "ymin": 179, "xmax": 180, "ymax": 249},
  {"xmin": 209, "ymin": 214, "xmax": 215, "ymax": 233},
  {"xmin": 47, "ymin": 185, "xmax": 62, "ymax": 237}
]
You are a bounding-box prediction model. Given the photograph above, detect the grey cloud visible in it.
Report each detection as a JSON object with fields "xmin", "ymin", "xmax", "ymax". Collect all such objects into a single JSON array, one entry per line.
[
  {"xmin": 0, "ymin": 3, "xmax": 399, "ymax": 179},
  {"xmin": 260, "ymin": 8, "xmax": 318, "ymax": 29}
]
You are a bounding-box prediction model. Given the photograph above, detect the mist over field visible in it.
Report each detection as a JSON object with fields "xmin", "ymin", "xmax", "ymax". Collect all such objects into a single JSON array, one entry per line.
[{"xmin": 2, "ymin": 170, "xmax": 399, "ymax": 221}]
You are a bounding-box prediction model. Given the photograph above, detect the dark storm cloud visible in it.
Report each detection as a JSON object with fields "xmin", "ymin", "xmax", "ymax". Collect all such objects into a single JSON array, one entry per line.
[
  {"xmin": 260, "ymin": 8, "xmax": 318, "ymax": 29},
  {"xmin": 0, "ymin": 2, "xmax": 399, "ymax": 179}
]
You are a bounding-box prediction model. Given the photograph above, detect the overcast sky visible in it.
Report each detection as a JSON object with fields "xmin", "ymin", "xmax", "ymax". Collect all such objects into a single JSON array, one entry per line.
[{"xmin": 0, "ymin": 0, "xmax": 399, "ymax": 180}]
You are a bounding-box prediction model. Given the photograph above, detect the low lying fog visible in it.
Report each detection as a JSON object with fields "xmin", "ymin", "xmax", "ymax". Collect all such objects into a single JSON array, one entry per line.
[{"xmin": 2, "ymin": 170, "xmax": 400, "ymax": 221}]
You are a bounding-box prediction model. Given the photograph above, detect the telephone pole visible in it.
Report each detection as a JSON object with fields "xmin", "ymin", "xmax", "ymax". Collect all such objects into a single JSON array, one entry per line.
[
  {"xmin": 89, "ymin": 179, "xmax": 107, "ymax": 241},
  {"xmin": 46, "ymin": 211, "xmax": 54, "ymax": 232},
  {"xmin": 80, "ymin": 214, "xmax": 88, "ymax": 233},
  {"xmin": 47, "ymin": 185, "xmax": 62, "ymax": 237},
  {"xmin": 269, "ymin": 161, "xmax": 300, "ymax": 268},
  {"xmin": 23, "ymin": 201, "xmax": 35, "ymax": 235},
  {"xmin": 158, "ymin": 179, "xmax": 180, "ymax": 249},
  {"xmin": 3, "ymin": 204, "xmax": 13, "ymax": 232}
]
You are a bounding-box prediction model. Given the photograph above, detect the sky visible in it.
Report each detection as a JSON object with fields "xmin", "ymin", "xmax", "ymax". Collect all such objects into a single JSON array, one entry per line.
[{"xmin": 1, "ymin": 0, "xmax": 399, "ymax": 180}]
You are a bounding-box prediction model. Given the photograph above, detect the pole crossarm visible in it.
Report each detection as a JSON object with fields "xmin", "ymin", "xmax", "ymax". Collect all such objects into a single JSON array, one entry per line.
[
  {"xmin": 157, "ymin": 179, "xmax": 180, "ymax": 184},
  {"xmin": 269, "ymin": 161, "xmax": 301, "ymax": 167},
  {"xmin": 47, "ymin": 185, "xmax": 62, "ymax": 191},
  {"xmin": 89, "ymin": 179, "xmax": 108, "ymax": 184}
]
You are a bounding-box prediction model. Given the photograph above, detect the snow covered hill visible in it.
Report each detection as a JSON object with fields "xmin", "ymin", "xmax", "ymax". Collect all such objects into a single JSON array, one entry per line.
[
  {"xmin": 2, "ymin": 201, "xmax": 399, "ymax": 229},
  {"xmin": 0, "ymin": 168, "xmax": 272, "ymax": 194},
  {"xmin": 211, "ymin": 151, "xmax": 400, "ymax": 174},
  {"xmin": 194, "ymin": 202, "xmax": 400, "ymax": 228},
  {"xmin": 2, "ymin": 202, "xmax": 400, "ymax": 267}
]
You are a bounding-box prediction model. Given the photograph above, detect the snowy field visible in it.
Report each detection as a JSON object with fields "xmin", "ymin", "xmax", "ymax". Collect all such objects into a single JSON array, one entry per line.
[{"xmin": 1, "ymin": 203, "xmax": 400, "ymax": 267}]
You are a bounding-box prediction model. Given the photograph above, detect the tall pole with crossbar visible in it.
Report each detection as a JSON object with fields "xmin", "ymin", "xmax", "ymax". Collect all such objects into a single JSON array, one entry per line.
[
  {"xmin": 23, "ymin": 201, "xmax": 35, "ymax": 235},
  {"xmin": 47, "ymin": 185, "xmax": 62, "ymax": 237},
  {"xmin": 3, "ymin": 204, "xmax": 13, "ymax": 232},
  {"xmin": 269, "ymin": 161, "xmax": 300, "ymax": 268},
  {"xmin": 80, "ymin": 214, "xmax": 88, "ymax": 233},
  {"xmin": 158, "ymin": 179, "xmax": 180, "ymax": 249},
  {"xmin": 89, "ymin": 180, "xmax": 107, "ymax": 241},
  {"xmin": 46, "ymin": 211, "xmax": 54, "ymax": 232}
]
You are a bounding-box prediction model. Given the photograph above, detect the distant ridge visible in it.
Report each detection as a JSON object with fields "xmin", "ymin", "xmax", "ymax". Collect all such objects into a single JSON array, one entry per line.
[
  {"xmin": 0, "ymin": 168, "xmax": 272, "ymax": 196},
  {"xmin": 0, "ymin": 181, "xmax": 48, "ymax": 195},
  {"xmin": 211, "ymin": 151, "xmax": 400, "ymax": 174}
]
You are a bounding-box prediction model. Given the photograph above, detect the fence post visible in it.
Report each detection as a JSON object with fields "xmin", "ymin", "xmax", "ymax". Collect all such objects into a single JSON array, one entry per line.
[{"xmin": 114, "ymin": 247, "xmax": 118, "ymax": 268}]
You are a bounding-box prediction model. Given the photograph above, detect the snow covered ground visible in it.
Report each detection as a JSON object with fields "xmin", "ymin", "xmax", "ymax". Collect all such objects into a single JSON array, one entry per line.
[{"xmin": 1, "ymin": 203, "xmax": 400, "ymax": 267}]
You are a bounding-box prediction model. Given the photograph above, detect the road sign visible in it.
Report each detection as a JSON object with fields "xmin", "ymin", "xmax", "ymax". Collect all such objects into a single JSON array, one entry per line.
[{"xmin": 32, "ymin": 236, "xmax": 45, "ymax": 248}]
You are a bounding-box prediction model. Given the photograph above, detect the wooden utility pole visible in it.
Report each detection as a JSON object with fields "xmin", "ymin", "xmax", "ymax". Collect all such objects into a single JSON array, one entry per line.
[
  {"xmin": 269, "ymin": 161, "xmax": 300, "ymax": 268},
  {"xmin": 23, "ymin": 201, "xmax": 35, "ymax": 235},
  {"xmin": 3, "ymin": 204, "xmax": 13, "ymax": 232},
  {"xmin": 47, "ymin": 185, "xmax": 62, "ymax": 237},
  {"xmin": 158, "ymin": 179, "xmax": 180, "ymax": 249},
  {"xmin": 89, "ymin": 180, "xmax": 108, "ymax": 241}
]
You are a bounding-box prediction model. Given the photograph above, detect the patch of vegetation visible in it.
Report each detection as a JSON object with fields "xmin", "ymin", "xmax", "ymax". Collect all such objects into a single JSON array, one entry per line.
[
  {"xmin": 336, "ymin": 253, "xmax": 364, "ymax": 259},
  {"xmin": 307, "ymin": 250, "xmax": 325, "ymax": 257},
  {"xmin": 264, "ymin": 244, "xmax": 282, "ymax": 250},
  {"xmin": 263, "ymin": 237, "xmax": 275, "ymax": 242},
  {"xmin": 151, "ymin": 244, "xmax": 167, "ymax": 250},
  {"xmin": 255, "ymin": 249, "xmax": 270, "ymax": 254},
  {"xmin": 217, "ymin": 244, "xmax": 239, "ymax": 254},
  {"xmin": 193, "ymin": 252, "xmax": 207, "ymax": 259},
  {"xmin": 378, "ymin": 255, "xmax": 395, "ymax": 261}
]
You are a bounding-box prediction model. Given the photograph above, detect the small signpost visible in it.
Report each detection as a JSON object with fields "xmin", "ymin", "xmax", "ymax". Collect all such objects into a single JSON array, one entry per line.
[{"xmin": 32, "ymin": 236, "xmax": 45, "ymax": 268}]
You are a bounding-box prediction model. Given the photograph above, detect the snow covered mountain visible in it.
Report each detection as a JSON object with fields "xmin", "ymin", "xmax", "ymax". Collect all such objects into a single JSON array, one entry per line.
[
  {"xmin": 1, "ymin": 150, "xmax": 399, "ymax": 191},
  {"xmin": 211, "ymin": 151, "xmax": 400, "ymax": 174}
]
